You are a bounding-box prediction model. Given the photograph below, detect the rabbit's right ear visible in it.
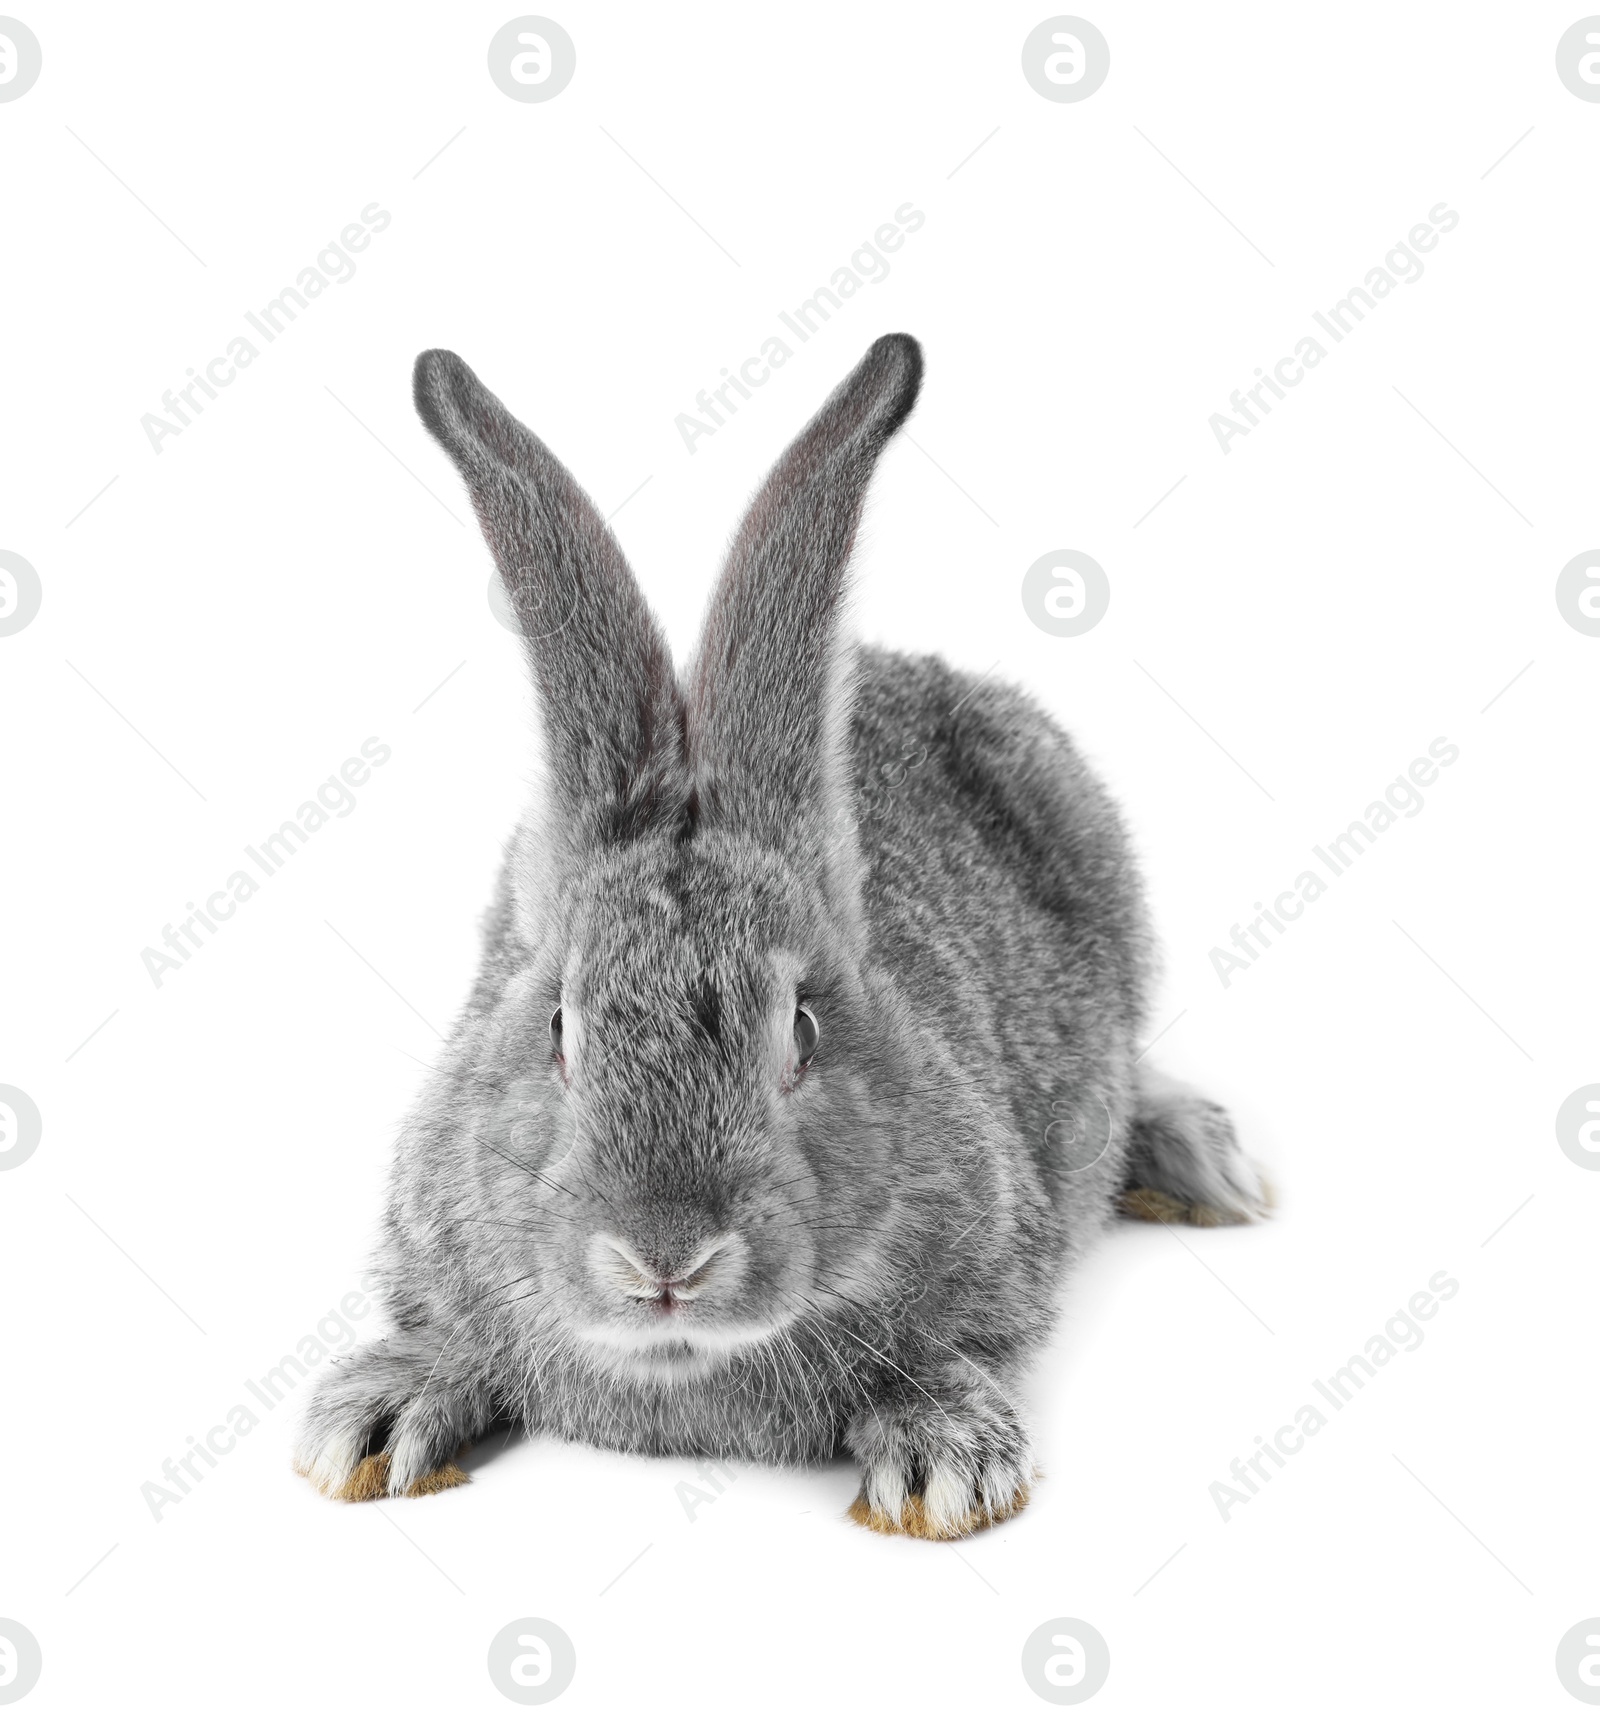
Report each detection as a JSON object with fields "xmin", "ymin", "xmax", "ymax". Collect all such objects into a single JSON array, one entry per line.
[{"xmin": 414, "ymin": 351, "xmax": 686, "ymax": 847}]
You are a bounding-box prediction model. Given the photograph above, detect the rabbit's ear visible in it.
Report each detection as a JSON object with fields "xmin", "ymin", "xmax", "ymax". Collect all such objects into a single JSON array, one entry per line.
[
  {"xmin": 414, "ymin": 351, "xmax": 686, "ymax": 846},
  {"xmin": 685, "ymin": 334, "xmax": 921, "ymax": 877}
]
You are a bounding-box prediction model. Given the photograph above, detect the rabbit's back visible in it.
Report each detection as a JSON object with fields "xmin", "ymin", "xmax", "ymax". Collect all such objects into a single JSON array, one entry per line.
[{"xmin": 850, "ymin": 646, "xmax": 1154, "ymax": 1201}]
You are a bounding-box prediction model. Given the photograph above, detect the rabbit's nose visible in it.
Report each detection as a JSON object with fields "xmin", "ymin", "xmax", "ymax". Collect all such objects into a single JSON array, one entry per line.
[{"xmin": 590, "ymin": 1232, "xmax": 732, "ymax": 1306}]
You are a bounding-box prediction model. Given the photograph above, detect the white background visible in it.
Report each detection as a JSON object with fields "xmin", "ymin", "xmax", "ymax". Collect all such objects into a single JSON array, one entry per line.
[{"xmin": 3, "ymin": 2, "xmax": 1597, "ymax": 1717}]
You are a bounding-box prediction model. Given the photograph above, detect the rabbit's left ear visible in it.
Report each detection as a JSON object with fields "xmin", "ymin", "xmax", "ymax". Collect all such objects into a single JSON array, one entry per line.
[
  {"xmin": 414, "ymin": 350, "xmax": 687, "ymax": 848},
  {"xmin": 685, "ymin": 334, "xmax": 922, "ymax": 883}
]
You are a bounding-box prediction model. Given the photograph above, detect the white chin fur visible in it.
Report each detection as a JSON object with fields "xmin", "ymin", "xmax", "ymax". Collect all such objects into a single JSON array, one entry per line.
[
  {"xmin": 579, "ymin": 1319, "xmax": 779, "ymax": 1355},
  {"xmin": 579, "ymin": 1320, "xmax": 781, "ymax": 1380}
]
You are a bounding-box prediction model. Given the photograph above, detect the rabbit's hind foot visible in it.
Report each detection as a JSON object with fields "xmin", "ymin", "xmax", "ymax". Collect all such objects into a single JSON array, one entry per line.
[{"xmin": 1120, "ymin": 1067, "xmax": 1273, "ymax": 1227}]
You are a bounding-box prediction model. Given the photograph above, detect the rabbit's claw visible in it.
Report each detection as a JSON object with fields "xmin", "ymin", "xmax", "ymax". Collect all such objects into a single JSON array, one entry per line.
[
  {"xmin": 1120, "ymin": 1185, "xmax": 1239, "ymax": 1226},
  {"xmin": 296, "ymin": 1449, "xmax": 470, "ymax": 1502},
  {"xmin": 846, "ymin": 1480, "xmax": 1030, "ymax": 1540}
]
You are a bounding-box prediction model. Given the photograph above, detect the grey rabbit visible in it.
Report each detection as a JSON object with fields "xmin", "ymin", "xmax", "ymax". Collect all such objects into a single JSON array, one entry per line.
[{"xmin": 295, "ymin": 334, "xmax": 1269, "ymax": 1539}]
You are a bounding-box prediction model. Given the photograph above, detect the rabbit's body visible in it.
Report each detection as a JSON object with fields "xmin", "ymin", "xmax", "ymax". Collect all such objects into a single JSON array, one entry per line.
[{"xmin": 297, "ymin": 337, "xmax": 1266, "ymax": 1537}]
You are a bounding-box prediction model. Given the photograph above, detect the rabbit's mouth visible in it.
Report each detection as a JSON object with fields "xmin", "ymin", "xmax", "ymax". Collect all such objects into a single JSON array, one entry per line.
[{"xmin": 571, "ymin": 1231, "xmax": 802, "ymax": 1376}]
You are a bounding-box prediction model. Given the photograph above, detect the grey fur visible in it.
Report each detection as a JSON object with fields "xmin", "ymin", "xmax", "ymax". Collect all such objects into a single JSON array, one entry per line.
[{"xmin": 296, "ymin": 335, "xmax": 1267, "ymax": 1534}]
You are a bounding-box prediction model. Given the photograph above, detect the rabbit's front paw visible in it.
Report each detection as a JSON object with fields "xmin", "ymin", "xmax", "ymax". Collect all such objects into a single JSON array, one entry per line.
[
  {"xmin": 844, "ymin": 1375, "xmax": 1033, "ymax": 1541},
  {"xmin": 293, "ymin": 1334, "xmax": 490, "ymax": 1502}
]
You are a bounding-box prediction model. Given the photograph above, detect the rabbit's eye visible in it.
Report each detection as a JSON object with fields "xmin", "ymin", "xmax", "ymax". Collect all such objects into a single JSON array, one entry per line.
[
  {"xmin": 794, "ymin": 1006, "xmax": 819, "ymax": 1065},
  {"xmin": 549, "ymin": 1006, "xmax": 564, "ymax": 1057}
]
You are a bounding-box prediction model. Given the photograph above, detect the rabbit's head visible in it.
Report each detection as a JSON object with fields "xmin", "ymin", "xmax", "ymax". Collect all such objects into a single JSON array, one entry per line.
[{"xmin": 415, "ymin": 337, "xmax": 924, "ymax": 1380}]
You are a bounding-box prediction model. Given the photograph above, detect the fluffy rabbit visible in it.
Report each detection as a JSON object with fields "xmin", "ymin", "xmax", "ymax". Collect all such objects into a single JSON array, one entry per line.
[{"xmin": 295, "ymin": 334, "xmax": 1268, "ymax": 1539}]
